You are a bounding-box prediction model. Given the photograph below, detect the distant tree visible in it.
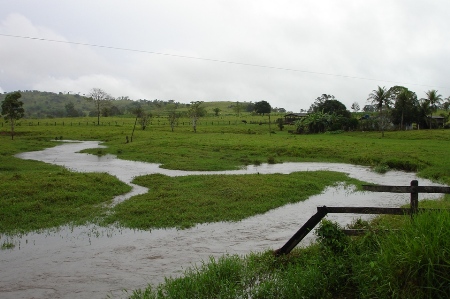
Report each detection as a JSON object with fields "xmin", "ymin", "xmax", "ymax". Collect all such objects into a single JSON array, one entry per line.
[
  {"xmin": 109, "ymin": 105, "xmax": 122, "ymax": 116},
  {"xmin": 389, "ymin": 86, "xmax": 418, "ymax": 130},
  {"xmin": 87, "ymin": 88, "xmax": 111, "ymax": 125},
  {"xmin": 276, "ymin": 118, "xmax": 284, "ymax": 131},
  {"xmin": 101, "ymin": 106, "xmax": 110, "ymax": 117},
  {"xmin": 363, "ymin": 105, "xmax": 376, "ymax": 112},
  {"xmin": 168, "ymin": 110, "xmax": 180, "ymax": 132},
  {"xmin": 422, "ymin": 90, "xmax": 443, "ymax": 128},
  {"xmin": 312, "ymin": 99, "xmax": 351, "ymax": 118},
  {"xmin": 245, "ymin": 102, "xmax": 255, "ymax": 112},
  {"xmin": 1, "ymin": 91, "xmax": 24, "ymax": 140},
  {"xmin": 213, "ymin": 107, "xmax": 221, "ymax": 117},
  {"xmin": 233, "ymin": 101, "xmax": 242, "ymax": 116},
  {"xmin": 309, "ymin": 94, "xmax": 335, "ymax": 113},
  {"xmin": 296, "ymin": 111, "xmax": 329, "ymax": 134},
  {"xmin": 130, "ymin": 106, "xmax": 149, "ymax": 141},
  {"xmin": 368, "ymin": 86, "xmax": 391, "ymax": 137},
  {"xmin": 188, "ymin": 101, "xmax": 205, "ymax": 133},
  {"xmin": 65, "ymin": 102, "xmax": 79, "ymax": 117},
  {"xmin": 254, "ymin": 100, "xmax": 272, "ymax": 134},
  {"xmin": 139, "ymin": 112, "xmax": 151, "ymax": 130},
  {"xmin": 310, "ymin": 98, "xmax": 352, "ymax": 131},
  {"xmin": 254, "ymin": 100, "xmax": 272, "ymax": 115},
  {"xmin": 351, "ymin": 102, "xmax": 360, "ymax": 112},
  {"xmin": 418, "ymin": 99, "xmax": 431, "ymax": 129},
  {"xmin": 443, "ymin": 97, "xmax": 450, "ymax": 112}
]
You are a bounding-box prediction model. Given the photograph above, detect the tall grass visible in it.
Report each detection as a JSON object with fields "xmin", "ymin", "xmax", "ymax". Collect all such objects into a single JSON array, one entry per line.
[
  {"xmin": 129, "ymin": 211, "xmax": 450, "ymax": 299},
  {"xmin": 353, "ymin": 211, "xmax": 450, "ymax": 298}
]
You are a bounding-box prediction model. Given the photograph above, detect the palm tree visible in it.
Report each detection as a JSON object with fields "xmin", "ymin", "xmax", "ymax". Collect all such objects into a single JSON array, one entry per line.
[
  {"xmin": 368, "ymin": 86, "xmax": 391, "ymax": 137},
  {"xmin": 422, "ymin": 90, "xmax": 443, "ymax": 128}
]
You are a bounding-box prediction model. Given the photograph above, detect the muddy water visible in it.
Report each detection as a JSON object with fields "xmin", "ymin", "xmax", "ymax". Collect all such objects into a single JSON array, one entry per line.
[{"xmin": 1, "ymin": 141, "xmax": 445, "ymax": 299}]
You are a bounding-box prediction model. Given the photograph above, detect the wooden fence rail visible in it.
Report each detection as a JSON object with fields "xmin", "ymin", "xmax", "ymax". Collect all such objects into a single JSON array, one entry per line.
[{"xmin": 274, "ymin": 180, "xmax": 450, "ymax": 256}]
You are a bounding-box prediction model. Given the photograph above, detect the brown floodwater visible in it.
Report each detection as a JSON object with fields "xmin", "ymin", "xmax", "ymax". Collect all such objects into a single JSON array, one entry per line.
[{"xmin": 1, "ymin": 141, "xmax": 445, "ymax": 299}]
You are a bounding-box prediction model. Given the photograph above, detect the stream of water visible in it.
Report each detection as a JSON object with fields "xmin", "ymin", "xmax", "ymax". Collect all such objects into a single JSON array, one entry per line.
[{"xmin": 0, "ymin": 141, "xmax": 445, "ymax": 299}]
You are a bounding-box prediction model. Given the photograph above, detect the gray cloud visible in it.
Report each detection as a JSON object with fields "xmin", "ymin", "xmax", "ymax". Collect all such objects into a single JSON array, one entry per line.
[{"xmin": 1, "ymin": 0, "xmax": 449, "ymax": 112}]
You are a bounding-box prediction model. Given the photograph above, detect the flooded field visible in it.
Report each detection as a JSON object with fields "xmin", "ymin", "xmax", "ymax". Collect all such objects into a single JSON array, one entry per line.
[{"xmin": 1, "ymin": 141, "xmax": 445, "ymax": 299}]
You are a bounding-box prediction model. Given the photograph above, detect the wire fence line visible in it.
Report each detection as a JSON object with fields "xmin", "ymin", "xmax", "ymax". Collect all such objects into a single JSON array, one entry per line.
[{"xmin": 2, "ymin": 120, "xmax": 275, "ymax": 127}]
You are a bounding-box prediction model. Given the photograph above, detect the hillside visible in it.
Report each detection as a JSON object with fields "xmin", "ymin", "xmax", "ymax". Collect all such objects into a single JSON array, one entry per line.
[{"xmin": 0, "ymin": 90, "xmax": 258, "ymax": 118}]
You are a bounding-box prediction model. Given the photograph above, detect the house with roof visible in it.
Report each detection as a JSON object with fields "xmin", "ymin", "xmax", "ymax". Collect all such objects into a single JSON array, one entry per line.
[
  {"xmin": 284, "ymin": 112, "xmax": 308, "ymax": 124},
  {"xmin": 428, "ymin": 115, "xmax": 446, "ymax": 128}
]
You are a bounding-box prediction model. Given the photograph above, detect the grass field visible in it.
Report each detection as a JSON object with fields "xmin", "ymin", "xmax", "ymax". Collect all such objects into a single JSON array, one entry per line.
[
  {"xmin": 1, "ymin": 115, "xmax": 450, "ymax": 297},
  {"xmin": 1, "ymin": 115, "xmax": 449, "ymax": 234}
]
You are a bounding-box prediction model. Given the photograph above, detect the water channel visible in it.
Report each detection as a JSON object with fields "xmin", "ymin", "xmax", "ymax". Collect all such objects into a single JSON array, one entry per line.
[{"xmin": 1, "ymin": 141, "xmax": 446, "ymax": 299}]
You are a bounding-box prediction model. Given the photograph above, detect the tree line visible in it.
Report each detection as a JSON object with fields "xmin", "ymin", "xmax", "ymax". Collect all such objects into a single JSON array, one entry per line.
[
  {"xmin": 2, "ymin": 86, "xmax": 449, "ymax": 139},
  {"xmin": 295, "ymin": 87, "xmax": 450, "ymax": 135}
]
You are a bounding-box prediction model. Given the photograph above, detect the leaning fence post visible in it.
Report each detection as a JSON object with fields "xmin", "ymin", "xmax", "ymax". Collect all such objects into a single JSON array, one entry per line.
[
  {"xmin": 410, "ymin": 180, "xmax": 418, "ymax": 215},
  {"xmin": 274, "ymin": 206, "xmax": 328, "ymax": 255}
]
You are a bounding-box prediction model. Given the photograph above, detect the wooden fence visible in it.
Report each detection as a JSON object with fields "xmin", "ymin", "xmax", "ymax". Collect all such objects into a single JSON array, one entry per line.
[{"xmin": 274, "ymin": 180, "xmax": 450, "ymax": 256}]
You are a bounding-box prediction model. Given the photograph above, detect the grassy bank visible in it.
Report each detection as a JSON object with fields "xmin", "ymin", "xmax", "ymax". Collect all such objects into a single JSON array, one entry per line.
[{"xmin": 129, "ymin": 209, "xmax": 450, "ymax": 299}]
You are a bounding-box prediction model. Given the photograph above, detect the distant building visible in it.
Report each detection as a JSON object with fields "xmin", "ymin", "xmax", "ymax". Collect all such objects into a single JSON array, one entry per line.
[
  {"xmin": 428, "ymin": 115, "xmax": 445, "ymax": 128},
  {"xmin": 284, "ymin": 113, "xmax": 308, "ymax": 124}
]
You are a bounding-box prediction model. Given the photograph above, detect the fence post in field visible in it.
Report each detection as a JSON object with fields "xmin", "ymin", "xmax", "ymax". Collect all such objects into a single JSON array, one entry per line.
[{"xmin": 410, "ymin": 180, "xmax": 419, "ymax": 215}]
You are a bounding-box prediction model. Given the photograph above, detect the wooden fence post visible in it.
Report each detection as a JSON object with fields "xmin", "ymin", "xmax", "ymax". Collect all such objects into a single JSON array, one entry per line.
[
  {"xmin": 275, "ymin": 206, "xmax": 328, "ymax": 255},
  {"xmin": 410, "ymin": 180, "xmax": 419, "ymax": 215}
]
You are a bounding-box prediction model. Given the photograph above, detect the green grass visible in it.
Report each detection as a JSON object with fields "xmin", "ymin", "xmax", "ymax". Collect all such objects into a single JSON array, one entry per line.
[
  {"xmin": 1, "ymin": 117, "xmax": 450, "ymax": 234},
  {"xmin": 0, "ymin": 160, "xmax": 131, "ymax": 234},
  {"xmin": 1, "ymin": 116, "xmax": 450, "ymax": 297},
  {"xmin": 0, "ymin": 137, "xmax": 131, "ymax": 234},
  {"xmin": 104, "ymin": 172, "xmax": 363, "ymax": 229},
  {"xmin": 128, "ymin": 209, "xmax": 450, "ymax": 299}
]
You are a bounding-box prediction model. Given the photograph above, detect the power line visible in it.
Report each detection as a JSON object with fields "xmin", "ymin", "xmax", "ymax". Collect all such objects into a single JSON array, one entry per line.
[{"xmin": 0, "ymin": 33, "xmax": 446, "ymax": 90}]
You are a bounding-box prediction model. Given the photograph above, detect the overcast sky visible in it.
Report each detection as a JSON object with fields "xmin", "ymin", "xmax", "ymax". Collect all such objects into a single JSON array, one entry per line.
[{"xmin": 1, "ymin": 1, "xmax": 449, "ymax": 112}]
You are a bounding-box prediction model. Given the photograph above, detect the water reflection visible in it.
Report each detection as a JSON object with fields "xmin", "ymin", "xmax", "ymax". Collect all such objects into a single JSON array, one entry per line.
[{"xmin": 1, "ymin": 140, "xmax": 445, "ymax": 299}]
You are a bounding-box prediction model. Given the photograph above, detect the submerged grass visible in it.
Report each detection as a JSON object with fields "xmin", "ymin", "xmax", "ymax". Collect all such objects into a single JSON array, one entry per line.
[
  {"xmin": 0, "ymin": 162, "xmax": 131, "ymax": 234},
  {"xmin": 0, "ymin": 139, "xmax": 131, "ymax": 234}
]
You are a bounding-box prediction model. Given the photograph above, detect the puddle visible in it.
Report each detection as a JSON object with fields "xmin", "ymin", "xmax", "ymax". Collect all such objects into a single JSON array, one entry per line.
[{"xmin": 1, "ymin": 140, "xmax": 446, "ymax": 299}]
